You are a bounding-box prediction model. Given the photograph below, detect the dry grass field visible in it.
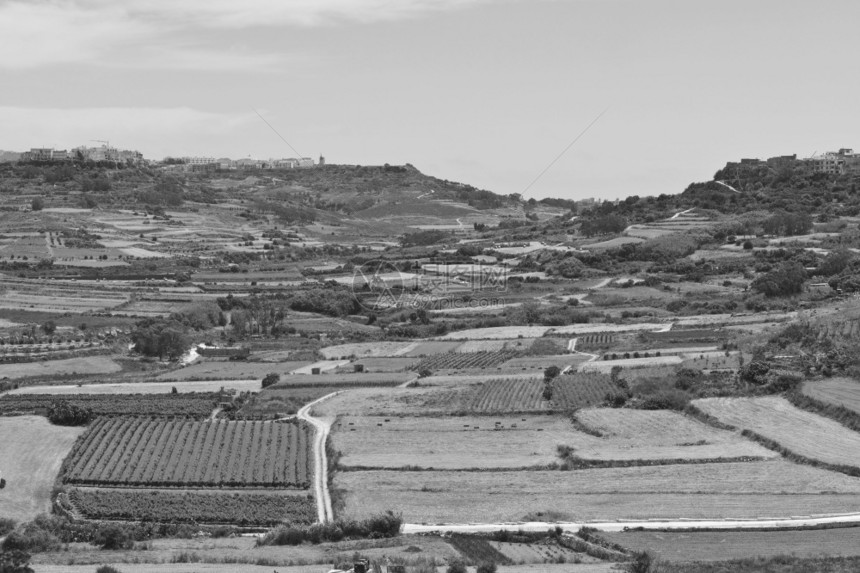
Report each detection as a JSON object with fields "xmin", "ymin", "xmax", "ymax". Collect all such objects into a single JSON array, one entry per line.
[
  {"xmin": 500, "ymin": 354, "xmax": 589, "ymax": 372},
  {"xmin": 333, "ymin": 357, "xmax": 416, "ymax": 372},
  {"xmin": 332, "ymin": 415, "xmax": 577, "ymax": 469},
  {"xmin": 401, "ymin": 340, "xmax": 464, "ymax": 356},
  {"xmin": 693, "ymin": 396, "xmax": 860, "ymax": 467},
  {"xmin": 8, "ymin": 380, "xmax": 261, "ymax": 395},
  {"xmin": 438, "ymin": 325, "xmax": 553, "ymax": 340},
  {"xmin": 0, "ymin": 416, "xmax": 86, "ymax": 522},
  {"xmin": 0, "ymin": 355, "xmax": 121, "ymax": 379},
  {"xmin": 319, "ymin": 340, "xmax": 418, "ymax": 359},
  {"xmin": 155, "ymin": 361, "xmax": 311, "ymax": 381},
  {"xmin": 0, "ymin": 291, "xmax": 125, "ymax": 313},
  {"xmin": 602, "ymin": 527, "xmax": 860, "ymax": 562},
  {"xmin": 337, "ymin": 461, "xmax": 860, "ymax": 523},
  {"xmin": 571, "ymin": 408, "xmax": 775, "ymax": 461},
  {"xmin": 455, "ymin": 338, "xmax": 537, "ymax": 353},
  {"xmin": 802, "ymin": 377, "xmax": 860, "ymax": 414},
  {"xmin": 580, "ymin": 356, "xmax": 684, "ymax": 372}
]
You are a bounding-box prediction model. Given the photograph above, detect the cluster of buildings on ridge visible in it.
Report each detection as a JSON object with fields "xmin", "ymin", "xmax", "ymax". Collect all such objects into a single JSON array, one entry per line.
[
  {"xmin": 180, "ymin": 155, "xmax": 323, "ymax": 172},
  {"xmin": 17, "ymin": 145, "xmax": 325, "ymax": 172},
  {"xmin": 731, "ymin": 148, "xmax": 860, "ymax": 176},
  {"xmin": 20, "ymin": 145, "xmax": 144, "ymax": 164}
]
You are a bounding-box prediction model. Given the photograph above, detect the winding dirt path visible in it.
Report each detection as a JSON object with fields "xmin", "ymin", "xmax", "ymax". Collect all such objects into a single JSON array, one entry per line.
[{"xmin": 297, "ymin": 392, "xmax": 339, "ymax": 523}]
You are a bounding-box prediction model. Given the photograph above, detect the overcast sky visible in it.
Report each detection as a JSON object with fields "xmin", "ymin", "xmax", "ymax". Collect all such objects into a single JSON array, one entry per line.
[{"xmin": 1, "ymin": 0, "xmax": 858, "ymax": 200}]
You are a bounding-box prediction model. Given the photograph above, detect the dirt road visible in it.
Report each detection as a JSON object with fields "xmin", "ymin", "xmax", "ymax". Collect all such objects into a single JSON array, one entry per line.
[{"xmin": 297, "ymin": 392, "xmax": 338, "ymax": 523}]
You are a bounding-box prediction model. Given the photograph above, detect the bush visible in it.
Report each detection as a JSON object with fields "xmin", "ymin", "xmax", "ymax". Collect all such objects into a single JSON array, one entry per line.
[
  {"xmin": 446, "ymin": 561, "xmax": 468, "ymax": 573},
  {"xmin": 47, "ymin": 401, "xmax": 93, "ymax": 426},
  {"xmin": 477, "ymin": 563, "xmax": 497, "ymax": 573},
  {"xmin": 1, "ymin": 526, "xmax": 60, "ymax": 553},
  {"xmin": 94, "ymin": 525, "xmax": 133, "ymax": 550},
  {"xmin": 261, "ymin": 373, "xmax": 280, "ymax": 389},
  {"xmin": 95, "ymin": 567, "xmax": 123, "ymax": 573},
  {"xmin": 639, "ymin": 389, "xmax": 690, "ymax": 411},
  {"xmin": 0, "ymin": 549, "xmax": 33, "ymax": 573},
  {"xmin": 259, "ymin": 511, "xmax": 402, "ymax": 546},
  {"xmin": 0, "ymin": 518, "xmax": 16, "ymax": 537}
]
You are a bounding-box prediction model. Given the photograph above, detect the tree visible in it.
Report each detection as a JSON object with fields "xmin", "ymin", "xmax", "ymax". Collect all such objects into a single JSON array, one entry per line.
[
  {"xmin": 30, "ymin": 198, "xmax": 43, "ymax": 211},
  {"xmin": 262, "ymin": 373, "xmax": 280, "ymax": 388},
  {"xmin": 751, "ymin": 262, "xmax": 807, "ymax": 297},
  {"xmin": 446, "ymin": 561, "xmax": 467, "ymax": 573},
  {"xmin": 477, "ymin": 563, "xmax": 497, "ymax": 573},
  {"xmin": 544, "ymin": 365, "xmax": 561, "ymax": 381},
  {"xmin": 40, "ymin": 321, "xmax": 56, "ymax": 336},
  {"xmin": 130, "ymin": 319, "xmax": 191, "ymax": 360}
]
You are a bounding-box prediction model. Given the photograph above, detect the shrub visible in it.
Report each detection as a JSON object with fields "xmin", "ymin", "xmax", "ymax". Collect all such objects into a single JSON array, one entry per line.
[
  {"xmin": 94, "ymin": 525, "xmax": 133, "ymax": 550},
  {"xmin": 96, "ymin": 567, "xmax": 123, "ymax": 573},
  {"xmin": 477, "ymin": 563, "xmax": 497, "ymax": 573},
  {"xmin": 1, "ymin": 526, "xmax": 60, "ymax": 553},
  {"xmin": 446, "ymin": 561, "xmax": 468, "ymax": 573},
  {"xmin": 0, "ymin": 518, "xmax": 16, "ymax": 537},
  {"xmin": 0, "ymin": 549, "xmax": 33, "ymax": 573},
  {"xmin": 208, "ymin": 526, "xmax": 237, "ymax": 538},
  {"xmin": 640, "ymin": 389, "xmax": 690, "ymax": 411},
  {"xmin": 261, "ymin": 373, "xmax": 280, "ymax": 389},
  {"xmin": 47, "ymin": 401, "xmax": 94, "ymax": 426}
]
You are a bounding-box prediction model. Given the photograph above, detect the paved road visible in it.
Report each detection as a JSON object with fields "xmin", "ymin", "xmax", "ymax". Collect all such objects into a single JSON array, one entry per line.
[{"xmin": 296, "ymin": 392, "xmax": 339, "ymax": 523}]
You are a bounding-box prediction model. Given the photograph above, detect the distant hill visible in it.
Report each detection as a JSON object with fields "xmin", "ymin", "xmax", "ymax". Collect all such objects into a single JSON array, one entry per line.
[{"xmin": 0, "ymin": 150, "xmax": 21, "ymax": 162}]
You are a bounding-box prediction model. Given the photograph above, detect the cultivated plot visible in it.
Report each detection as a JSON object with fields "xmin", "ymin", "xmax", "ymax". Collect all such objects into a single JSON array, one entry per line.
[
  {"xmin": 333, "ymin": 415, "xmax": 577, "ymax": 469},
  {"xmin": 694, "ymin": 396, "xmax": 860, "ymax": 467},
  {"xmin": 337, "ymin": 461, "xmax": 860, "ymax": 523},
  {"xmin": 603, "ymin": 527, "xmax": 860, "ymax": 562},
  {"xmin": 802, "ymin": 377, "xmax": 860, "ymax": 414},
  {"xmin": 63, "ymin": 418, "xmax": 312, "ymax": 488},
  {"xmin": 571, "ymin": 408, "xmax": 775, "ymax": 461},
  {"xmin": 0, "ymin": 356, "xmax": 121, "ymax": 379}
]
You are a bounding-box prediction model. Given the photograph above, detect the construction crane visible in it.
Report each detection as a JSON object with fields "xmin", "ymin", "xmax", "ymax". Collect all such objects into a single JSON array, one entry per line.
[{"xmin": 90, "ymin": 139, "xmax": 110, "ymax": 148}]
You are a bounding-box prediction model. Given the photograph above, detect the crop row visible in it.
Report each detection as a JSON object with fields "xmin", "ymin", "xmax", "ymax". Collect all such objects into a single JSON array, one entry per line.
[
  {"xmin": 63, "ymin": 418, "xmax": 312, "ymax": 488},
  {"xmin": 550, "ymin": 373, "xmax": 618, "ymax": 409},
  {"xmin": 69, "ymin": 487, "xmax": 316, "ymax": 526},
  {"xmin": 414, "ymin": 350, "xmax": 520, "ymax": 372},
  {"xmin": 461, "ymin": 378, "xmax": 547, "ymax": 412},
  {"xmin": 0, "ymin": 393, "xmax": 221, "ymax": 418}
]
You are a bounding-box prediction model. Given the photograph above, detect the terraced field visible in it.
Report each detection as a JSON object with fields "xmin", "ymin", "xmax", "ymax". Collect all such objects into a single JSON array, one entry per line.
[
  {"xmin": 333, "ymin": 415, "xmax": 579, "ymax": 469},
  {"xmin": 603, "ymin": 527, "xmax": 860, "ymax": 562},
  {"xmin": 338, "ymin": 461, "xmax": 860, "ymax": 523},
  {"xmin": 802, "ymin": 377, "xmax": 860, "ymax": 414},
  {"xmin": 694, "ymin": 396, "xmax": 860, "ymax": 467},
  {"xmin": 63, "ymin": 418, "xmax": 312, "ymax": 488},
  {"xmin": 571, "ymin": 408, "xmax": 775, "ymax": 461}
]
